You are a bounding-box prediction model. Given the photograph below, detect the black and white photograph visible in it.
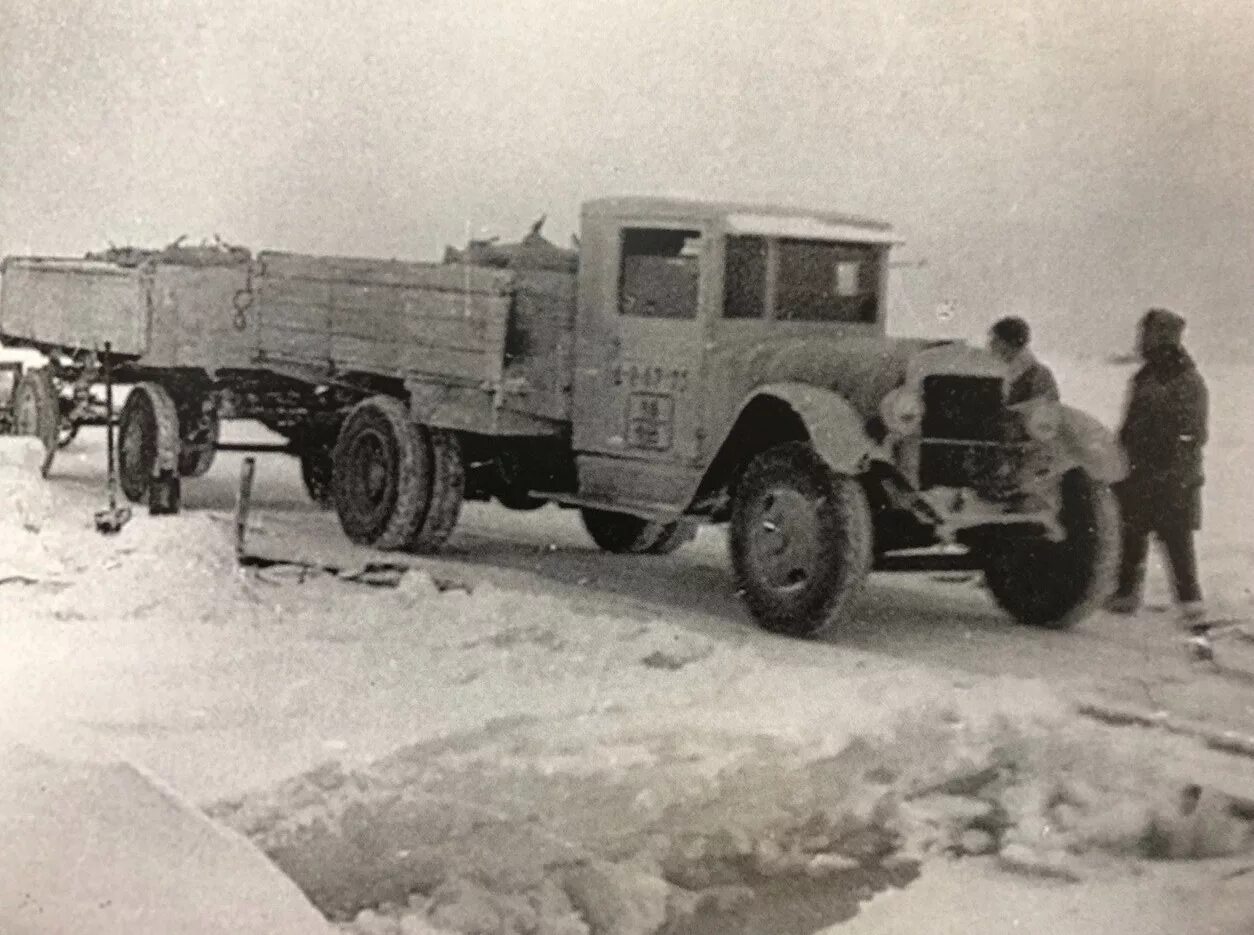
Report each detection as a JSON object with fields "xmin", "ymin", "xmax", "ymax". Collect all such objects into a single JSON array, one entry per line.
[{"xmin": 1, "ymin": 1, "xmax": 1252, "ymax": 932}]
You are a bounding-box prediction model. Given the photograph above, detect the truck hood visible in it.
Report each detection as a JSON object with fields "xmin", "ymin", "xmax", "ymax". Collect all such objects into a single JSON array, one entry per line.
[{"xmin": 731, "ymin": 333, "xmax": 970, "ymax": 420}]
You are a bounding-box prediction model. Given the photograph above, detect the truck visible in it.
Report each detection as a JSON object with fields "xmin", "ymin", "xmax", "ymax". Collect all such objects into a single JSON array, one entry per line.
[{"xmin": 0, "ymin": 197, "xmax": 1125, "ymax": 636}]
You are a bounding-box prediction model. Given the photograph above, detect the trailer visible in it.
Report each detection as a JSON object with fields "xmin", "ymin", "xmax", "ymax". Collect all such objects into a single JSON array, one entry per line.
[{"xmin": 0, "ymin": 198, "xmax": 1128, "ymax": 637}]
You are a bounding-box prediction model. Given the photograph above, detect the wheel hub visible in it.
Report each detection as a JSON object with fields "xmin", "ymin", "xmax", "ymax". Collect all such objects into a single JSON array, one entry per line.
[
  {"xmin": 750, "ymin": 488, "xmax": 823, "ymax": 593},
  {"xmin": 349, "ymin": 431, "xmax": 394, "ymax": 512}
]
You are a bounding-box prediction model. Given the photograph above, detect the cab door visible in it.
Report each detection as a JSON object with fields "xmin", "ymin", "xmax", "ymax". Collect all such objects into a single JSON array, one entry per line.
[{"xmin": 572, "ymin": 221, "xmax": 709, "ymax": 469}]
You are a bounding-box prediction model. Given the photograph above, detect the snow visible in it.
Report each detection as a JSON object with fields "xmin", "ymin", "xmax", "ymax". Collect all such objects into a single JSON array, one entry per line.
[{"xmin": 0, "ymin": 357, "xmax": 1253, "ymax": 934}]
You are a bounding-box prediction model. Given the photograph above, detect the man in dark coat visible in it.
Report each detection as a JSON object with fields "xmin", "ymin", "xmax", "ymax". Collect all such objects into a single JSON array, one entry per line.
[
  {"xmin": 988, "ymin": 316, "xmax": 1061, "ymax": 405},
  {"xmin": 1107, "ymin": 308, "xmax": 1208, "ymax": 620}
]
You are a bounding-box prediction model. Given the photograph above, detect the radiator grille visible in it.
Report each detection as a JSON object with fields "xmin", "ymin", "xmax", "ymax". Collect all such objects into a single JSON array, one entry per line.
[
  {"xmin": 918, "ymin": 374, "xmax": 1018, "ymax": 494},
  {"xmin": 920, "ymin": 375, "xmax": 1004, "ymax": 441}
]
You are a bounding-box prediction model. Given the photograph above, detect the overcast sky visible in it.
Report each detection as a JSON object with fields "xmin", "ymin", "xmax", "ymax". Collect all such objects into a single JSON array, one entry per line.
[{"xmin": 1, "ymin": 0, "xmax": 1250, "ymax": 358}]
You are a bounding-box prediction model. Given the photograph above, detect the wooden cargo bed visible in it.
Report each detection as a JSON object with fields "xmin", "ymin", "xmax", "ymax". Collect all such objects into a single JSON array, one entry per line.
[{"xmin": 1, "ymin": 250, "xmax": 579, "ymax": 435}]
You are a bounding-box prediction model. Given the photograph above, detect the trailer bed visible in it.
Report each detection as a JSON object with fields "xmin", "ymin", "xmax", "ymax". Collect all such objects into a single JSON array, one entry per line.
[{"xmin": 0, "ymin": 249, "xmax": 577, "ymax": 435}]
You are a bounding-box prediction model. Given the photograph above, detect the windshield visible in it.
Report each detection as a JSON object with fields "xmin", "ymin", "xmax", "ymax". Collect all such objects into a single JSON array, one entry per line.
[
  {"xmin": 775, "ymin": 238, "xmax": 880, "ymax": 323},
  {"xmin": 723, "ymin": 236, "xmax": 881, "ymax": 324}
]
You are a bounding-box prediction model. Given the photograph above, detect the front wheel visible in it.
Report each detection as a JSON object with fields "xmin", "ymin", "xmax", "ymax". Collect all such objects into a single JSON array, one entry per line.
[
  {"xmin": 979, "ymin": 468, "xmax": 1119, "ymax": 629},
  {"xmin": 729, "ymin": 442, "xmax": 873, "ymax": 638}
]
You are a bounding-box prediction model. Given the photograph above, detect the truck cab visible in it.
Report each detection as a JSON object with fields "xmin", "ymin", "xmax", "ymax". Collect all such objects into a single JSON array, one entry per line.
[{"xmin": 570, "ymin": 197, "xmax": 899, "ymax": 518}]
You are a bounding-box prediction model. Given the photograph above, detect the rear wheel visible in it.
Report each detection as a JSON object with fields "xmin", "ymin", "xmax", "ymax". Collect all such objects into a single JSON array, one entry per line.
[
  {"xmin": 730, "ymin": 441, "xmax": 873, "ymax": 638},
  {"xmin": 407, "ymin": 427, "xmax": 465, "ymax": 553},
  {"xmin": 331, "ymin": 396, "xmax": 430, "ymax": 549},
  {"xmin": 11, "ymin": 368, "xmax": 59, "ymax": 477},
  {"xmin": 118, "ymin": 383, "xmax": 180, "ymax": 503},
  {"xmin": 980, "ymin": 468, "xmax": 1119, "ymax": 629}
]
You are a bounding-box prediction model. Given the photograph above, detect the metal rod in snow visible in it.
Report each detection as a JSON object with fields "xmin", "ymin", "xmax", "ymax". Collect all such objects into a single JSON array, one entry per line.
[
  {"xmin": 235, "ymin": 456, "xmax": 256, "ymax": 562},
  {"xmin": 103, "ymin": 342, "xmax": 115, "ymax": 509}
]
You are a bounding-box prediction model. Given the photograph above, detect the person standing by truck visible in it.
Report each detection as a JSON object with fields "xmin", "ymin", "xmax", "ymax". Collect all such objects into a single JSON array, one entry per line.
[
  {"xmin": 987, "ymin": 316, "xmax": 1060, "ymax": 405},
  {"xmin": 1107, "ymin": 308, "xmax": 1209, "ymax": 622}
]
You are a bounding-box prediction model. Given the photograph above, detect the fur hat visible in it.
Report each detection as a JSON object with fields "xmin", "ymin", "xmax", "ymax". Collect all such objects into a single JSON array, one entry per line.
[{"xmin": 1141, "ymin": 307, "xmax": 1186, "ymax": 345}]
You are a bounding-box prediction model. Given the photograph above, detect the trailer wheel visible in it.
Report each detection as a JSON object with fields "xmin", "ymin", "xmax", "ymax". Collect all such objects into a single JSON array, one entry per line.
[
  {"xmin": 407, "ymin": 428, "xmax": 465, "ymax": 553},
  {"xmin": 580, "ymin": 509, "xmax": 676, "ymax": 554},
  {"xmin": 11, "ymin": 368, "xmax": 59, "ymax": 477},
  {"xmin": 118, "ymin": 383, "xmax": 181, "ymax": 504},
  {"xmin": 331, "ymin": 396, "xmax": 430, "ymax": 549},
  {"xmin": 729, "ymin": 441, "xmax": 873, "ymax": 638},
  {"xmin": 980, "ymin": 468, "xmax": 1119, "ymax": 629}
]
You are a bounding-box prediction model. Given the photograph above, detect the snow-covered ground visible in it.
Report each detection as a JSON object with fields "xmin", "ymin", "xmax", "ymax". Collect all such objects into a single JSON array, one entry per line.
[{"xmin": 1, "ymin": 356, "xmax": 1253, "ymax": 934}]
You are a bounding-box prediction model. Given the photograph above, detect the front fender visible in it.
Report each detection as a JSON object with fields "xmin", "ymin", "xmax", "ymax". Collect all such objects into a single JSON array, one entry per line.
[
  {"xmin": 740, "ymin": 382, "xmax": 879, "ymax": 476},
  {"xmin": 1056, "ymin": 406, "xmax": 1127, "ymax": 483}
]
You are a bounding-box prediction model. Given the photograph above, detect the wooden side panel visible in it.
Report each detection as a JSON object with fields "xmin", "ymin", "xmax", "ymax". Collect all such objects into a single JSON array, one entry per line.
[
  {"xmin": 253, "ymin": 252, "xmax": 514, "ymax": 388},
  {"xmin": 145, "ymin": 265, "xmax": 255, "ymax": 369},
  {"xmin": 0, "ymin": 258, "xmax": 147, "ymax": 354}
]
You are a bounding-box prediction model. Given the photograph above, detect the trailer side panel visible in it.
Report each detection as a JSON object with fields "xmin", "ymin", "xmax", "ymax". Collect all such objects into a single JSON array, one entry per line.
[
  {"xmin": 145, "ymin": 264, "xmax": 256, "ymax": 370},
  {"xmin": 0, "ymin": 259, "xmax": 146, "ymax": 355}
]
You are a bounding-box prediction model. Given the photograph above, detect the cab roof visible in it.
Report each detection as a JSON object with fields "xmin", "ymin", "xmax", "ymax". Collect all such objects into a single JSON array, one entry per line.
[{"xmin": 582, "ymin": 197, "xmax": 896, "ymax": 244}]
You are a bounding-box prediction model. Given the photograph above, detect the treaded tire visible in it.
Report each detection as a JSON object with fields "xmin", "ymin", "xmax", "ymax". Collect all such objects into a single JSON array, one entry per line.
[
  {"xmin": 407, "ymin": 427, "xmax": 465, "ymax": 554},
  {"xmin": 581, "ymin": 508, "xmax": 672, "ymax": 554},
  {"xmin": 331, "ymin": 395, "xmax": 430, "ymax": 549},
  {"xmin": 981, "ymin": 468, "xmax": 1119, "ymax": 629},
  {"xmin": 730, "ymin": 441, "xmax": 873, "ymax": 638},
  {"xmin": 11, "ymin": 368, "xmax": 59, "ymax": 478},
  {"xmin": 118, "ymin": 382, "xmax": 180, "ymax": 504}
]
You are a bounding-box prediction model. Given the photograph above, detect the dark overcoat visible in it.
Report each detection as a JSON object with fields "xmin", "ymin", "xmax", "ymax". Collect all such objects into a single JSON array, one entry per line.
[{"xmin": 1116, "ymin": 347, "xmax": 1208, "ymax": 530}]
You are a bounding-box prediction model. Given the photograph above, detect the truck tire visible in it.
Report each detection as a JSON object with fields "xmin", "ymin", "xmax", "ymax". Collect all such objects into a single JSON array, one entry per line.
[
  {"xmin": 118, "ymin": 382, "xmax": 180, "ymax": 504},
  {"xmin": 580, "ymin": 508, "xmax": 676, "ymax": 554},
  {"xmin": 11, "ymin": 368, "xmax": 59, "ymax": 477},
  {"xmin": 332, "ymin": 396, "xmax": 432, "ymax": 549},
  {"xmin": 730, "ymin": 441, "xmax": 873, "ymax": 638},
  {"xmin": 980, "ymin": 468, "xmax": 1119, "ymax": 629},
  {"xmin": 407, "ymin": 427, "xmax": 465, "ymax": 553},
  {"xmin": 299, "ymin": 446, "xmax": 334, "ymax": 509}
]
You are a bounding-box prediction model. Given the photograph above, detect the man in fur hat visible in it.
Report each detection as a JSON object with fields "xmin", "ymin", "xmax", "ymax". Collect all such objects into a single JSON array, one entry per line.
[{"xmin": 1107, "ymin": 308, "xmax": 1209, "ymax": 622}]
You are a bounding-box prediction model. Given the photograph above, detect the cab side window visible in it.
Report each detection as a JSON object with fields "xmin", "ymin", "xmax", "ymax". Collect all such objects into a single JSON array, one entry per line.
[
  {"xmin": 619, "ymin": 228, "xmax": 701, "ymax": 320},
  {"xmin": 723, "ymin": 235, "xmax": 767, "ymax": 319}
]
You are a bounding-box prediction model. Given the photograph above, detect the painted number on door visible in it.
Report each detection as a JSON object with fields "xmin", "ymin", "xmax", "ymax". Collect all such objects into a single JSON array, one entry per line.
[{"xmin": 626, "ymin": 392, "xmax": 674, "ymax": 451}]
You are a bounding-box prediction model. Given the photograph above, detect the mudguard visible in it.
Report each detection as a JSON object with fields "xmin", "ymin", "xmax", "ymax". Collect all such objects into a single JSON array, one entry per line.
[
  {"xmin": 1057, "ymin": 406, "xmax": 1127, "ymax": 483},
  {"xmin": 738, "ymin": 381, "xmax": 880, "ymax": 476}
]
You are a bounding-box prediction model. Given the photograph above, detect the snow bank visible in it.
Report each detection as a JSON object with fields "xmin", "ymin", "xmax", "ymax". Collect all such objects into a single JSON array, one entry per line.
[
  {"xmin": 0, "ymin": 742, "xmax": 334, "ymax": 935},
  {"xmin": 208, "ymin": 700, "xmax": 1253, "ymax": 935},
  {"xmin": 0, "ymin": 438, "xmax": 252, "ymax": 622}
]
